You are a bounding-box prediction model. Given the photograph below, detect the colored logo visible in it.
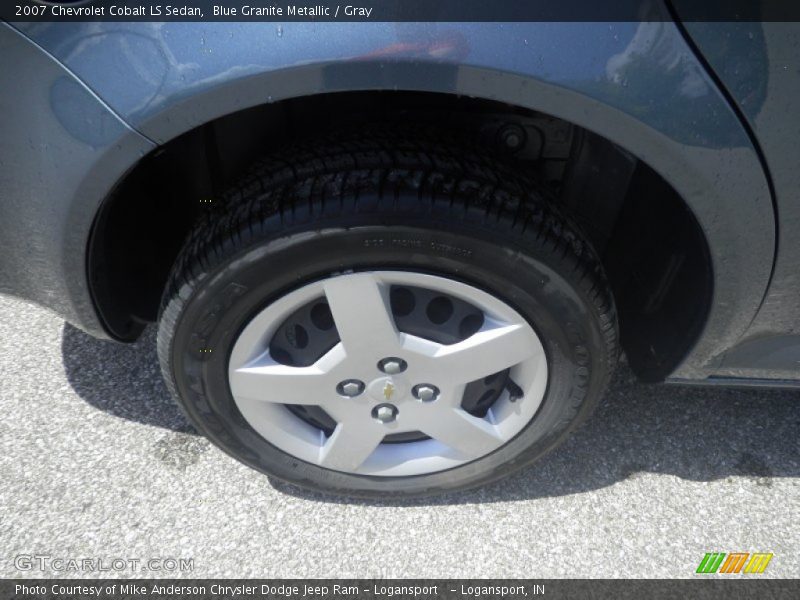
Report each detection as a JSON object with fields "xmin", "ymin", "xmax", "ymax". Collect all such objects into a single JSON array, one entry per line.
[
  {"xmin": 383, "ymin": 382, "xmax": 395, "ymax": 401},
  {"xmin": 696, "ymin": 552, "xmax": 773, "ymax": 574}
]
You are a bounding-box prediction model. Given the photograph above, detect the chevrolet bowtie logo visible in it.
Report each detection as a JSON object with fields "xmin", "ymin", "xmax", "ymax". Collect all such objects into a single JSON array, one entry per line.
[{"xmin": 383, "ymin": 382, "xmax": 395, "ymax": 401}]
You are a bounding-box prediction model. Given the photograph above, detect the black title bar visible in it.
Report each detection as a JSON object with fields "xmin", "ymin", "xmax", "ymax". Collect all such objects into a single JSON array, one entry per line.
[{"xmin": 3, "ymin": 0, "xmax": 800, "ymax": 22}]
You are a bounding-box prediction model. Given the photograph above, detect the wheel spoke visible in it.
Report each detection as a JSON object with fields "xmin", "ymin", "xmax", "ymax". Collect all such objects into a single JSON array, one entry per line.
[
  {"xmin": 421, "ymin": 407, "xmax": 505, "ymax": 457},
  {"xmin": 319, "ymin": 421, "xmax": 386, "ymax": 471},
  {"xmin": 229, "ymin": 362, "xmax": 331, "ymax": 406},
  {"xmin": 426, "ymin": 321, "xmax": 538, "ymax": 382},
  {"xmin": 323, "ymin": 273, "xmax": 399, "ymax": 357}
]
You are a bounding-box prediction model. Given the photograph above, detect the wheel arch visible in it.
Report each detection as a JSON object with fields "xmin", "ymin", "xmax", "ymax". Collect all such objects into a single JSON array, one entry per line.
[{"xmin": 87, "ymin": 59, "xmax": 772, "ymax": 382}]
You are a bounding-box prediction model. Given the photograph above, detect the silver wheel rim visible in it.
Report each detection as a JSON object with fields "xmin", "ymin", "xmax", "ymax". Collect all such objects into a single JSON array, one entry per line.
[{"xmin": 228, "ymin": 271, "xmax": 548, "ymax": 477}]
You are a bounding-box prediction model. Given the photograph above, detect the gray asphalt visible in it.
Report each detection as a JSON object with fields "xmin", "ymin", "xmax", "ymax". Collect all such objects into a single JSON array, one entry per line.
[{"xmin": 0, "ymin": 295, "xmax": 798, "ymax": 579}]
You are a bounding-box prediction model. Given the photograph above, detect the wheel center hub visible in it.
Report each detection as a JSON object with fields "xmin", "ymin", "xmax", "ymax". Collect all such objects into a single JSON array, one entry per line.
[{"xmin": 366, "ymin": 376, "xmax": 408, "ymax": 403}]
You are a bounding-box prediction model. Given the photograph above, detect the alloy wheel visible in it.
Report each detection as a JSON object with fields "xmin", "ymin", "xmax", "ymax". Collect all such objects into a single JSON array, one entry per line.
[{"xmin": 227, "ymin": 271, "xmax": 548, "ymax": 477}]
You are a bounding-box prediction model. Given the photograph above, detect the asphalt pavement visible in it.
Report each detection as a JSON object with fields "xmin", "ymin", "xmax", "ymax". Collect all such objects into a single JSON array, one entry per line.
[{"xmin": 0, "ymin": 295, "xmax": 798, "ymax": 578}]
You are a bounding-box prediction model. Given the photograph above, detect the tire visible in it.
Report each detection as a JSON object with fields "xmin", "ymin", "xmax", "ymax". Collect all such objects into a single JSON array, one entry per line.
[{"xmin": 157, "ymin": 127, "xmax": 618, "ymax": 498}]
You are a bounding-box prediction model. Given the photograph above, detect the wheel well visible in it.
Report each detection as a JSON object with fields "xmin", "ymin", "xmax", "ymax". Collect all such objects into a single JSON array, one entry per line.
[{"xmin": 88, "ymin": 90, "xmax": 712, "ymax": 382}]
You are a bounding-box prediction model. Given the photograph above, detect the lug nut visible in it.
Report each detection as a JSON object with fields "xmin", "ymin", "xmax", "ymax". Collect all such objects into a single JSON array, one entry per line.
[
  {"xmin": 413, "ymin": 384, "xmax": 440, "ymax": 402},
  {"xmin": 378, "ymin": 357, "xmax": 407, "ymax": 375},
  {"xmin": 337, "ymin": 379, "xmax": 365, "ymax": 398},
  {"xmin": 372, "ymin": 403, "xmax": 398, "ymax": 423}
]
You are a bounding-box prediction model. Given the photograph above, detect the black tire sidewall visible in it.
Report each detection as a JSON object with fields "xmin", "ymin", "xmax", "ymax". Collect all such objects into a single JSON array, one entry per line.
[{"xmin": 163, "ymin": 216, "xmax": 609, "ymax": 497}]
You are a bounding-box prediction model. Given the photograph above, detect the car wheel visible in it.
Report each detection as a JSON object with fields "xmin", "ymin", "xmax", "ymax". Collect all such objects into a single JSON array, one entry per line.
[{"xmin": 157, "ymin": 128, "xmax": 618, "ymax": 497}]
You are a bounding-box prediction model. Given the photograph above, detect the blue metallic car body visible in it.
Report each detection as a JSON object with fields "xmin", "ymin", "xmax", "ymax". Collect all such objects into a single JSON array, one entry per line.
[{"xmin": 1, "ymin": 16, "xmax": 796, "ymax": 383}]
